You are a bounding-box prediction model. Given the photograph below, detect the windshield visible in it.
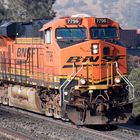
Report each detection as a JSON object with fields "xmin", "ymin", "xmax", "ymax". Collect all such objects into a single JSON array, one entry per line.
[
  {"xmin": 90, "ymin": 27, "xmax": 117, "ymax": 39},
  {"xmin": 56, "ymin": 28, "xmax": 86, "ymax": 40}
]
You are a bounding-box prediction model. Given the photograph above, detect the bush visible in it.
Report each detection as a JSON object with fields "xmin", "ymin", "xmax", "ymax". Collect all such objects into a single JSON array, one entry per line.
[{"xmin": 128, "ymin": 68, "xmax": 140, "ymax": 116}]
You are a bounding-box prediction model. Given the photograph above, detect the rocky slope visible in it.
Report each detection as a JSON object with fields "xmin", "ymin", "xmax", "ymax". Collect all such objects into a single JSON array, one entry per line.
[
  {"xmin": 0, "ymin": 0, "xmax": 56, "ymax": 22},
  {"xmin": 0, "ymin": 0, "xmax": 140, "ymax": 28}
]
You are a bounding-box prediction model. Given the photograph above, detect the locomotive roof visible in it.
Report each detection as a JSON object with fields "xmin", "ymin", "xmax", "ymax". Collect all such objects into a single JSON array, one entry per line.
[{"xmin": 40, "ymin": 15, "xmax": 120, "ymax": 31}]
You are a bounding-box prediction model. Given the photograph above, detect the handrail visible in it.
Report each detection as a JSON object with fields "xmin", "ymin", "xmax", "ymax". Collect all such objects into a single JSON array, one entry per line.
[
  {"xmin": 59, "ymin": 63, "xmax": 75, "ymax": 106},
  {"xmin": 106, "ymin": 62, "xmax": 113, "ymax": 85},
  {"xmin": 63, "ymin": 63, "xmax": 85, "ymax": 103},
  {"xmin": 114, "ymin": 62, "xmax": 135, "ymax": 101}
]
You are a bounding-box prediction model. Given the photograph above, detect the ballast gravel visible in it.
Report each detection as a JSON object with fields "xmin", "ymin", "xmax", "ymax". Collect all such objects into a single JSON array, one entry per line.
[
  {"xmin": 0, "ymin": 108, "xmax": 98, "ymax": 140},
  {"xmin": 0, "ymin": 107, "xmax": 139, "ymax": 140}
]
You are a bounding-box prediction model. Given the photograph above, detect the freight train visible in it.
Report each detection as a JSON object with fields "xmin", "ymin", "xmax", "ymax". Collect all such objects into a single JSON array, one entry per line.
[
  {"xmin": 120, "ymin": 29, "xmax": 140, "ymax": 50},
  {"xmin": 120, "ymin": 29, "xmax": 140, "ymax": 56},
  {"xmin": 0, "ymin": 14, "xmax": 134, "ymax": 125}
]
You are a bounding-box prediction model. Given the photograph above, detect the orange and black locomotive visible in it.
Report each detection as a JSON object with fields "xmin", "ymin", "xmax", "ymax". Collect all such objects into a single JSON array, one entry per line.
[{"xmin": 0, "ymin": 14, "xmax": 134, "ymax": 125}]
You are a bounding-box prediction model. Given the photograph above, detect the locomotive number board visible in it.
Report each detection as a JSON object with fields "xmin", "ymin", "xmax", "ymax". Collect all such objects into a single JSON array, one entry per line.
[
  {"xmin": 66, "ymin": 18, "xmax": 82, "ymax": 25},
  {"xmin": 95, "ymin": 18, "xmax": 108, "ymax": 24}
]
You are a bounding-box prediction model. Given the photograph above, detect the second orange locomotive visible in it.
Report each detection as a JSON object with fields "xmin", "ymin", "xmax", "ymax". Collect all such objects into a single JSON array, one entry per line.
[{"xmin": 0, "ymin": 14, "xmax": 134, "ymax": 125}]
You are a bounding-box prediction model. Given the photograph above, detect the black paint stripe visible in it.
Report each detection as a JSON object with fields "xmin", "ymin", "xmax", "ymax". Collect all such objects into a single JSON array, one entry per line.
[{"xmin": 62, "ymin": 64, "xmax": 106, "ymax": 68}]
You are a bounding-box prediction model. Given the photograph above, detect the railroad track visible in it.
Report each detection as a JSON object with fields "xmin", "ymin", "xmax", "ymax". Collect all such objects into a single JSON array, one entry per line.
[
  {"xmin": 118, "ymin": 125, "xmax": 140, "ymax": 137},
  {"xmin": 0, "ymin": 105, "xmax": 139, "ymax": 140},
  {"xmin": 0, "ymin": 126, "xmax": 35, "ymax": 140}
]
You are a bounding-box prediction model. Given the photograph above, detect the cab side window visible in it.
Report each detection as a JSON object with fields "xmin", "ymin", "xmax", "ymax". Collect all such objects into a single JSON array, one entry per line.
[{"xmin": 45, "ymin": 28, "xmax": 52, "ymax": 44}]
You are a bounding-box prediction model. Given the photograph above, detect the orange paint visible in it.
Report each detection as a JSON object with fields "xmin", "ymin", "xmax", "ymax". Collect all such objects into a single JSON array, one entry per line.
[{"xmin": 0, "ymin": 16, "xmax": 127, "ymax": 85}]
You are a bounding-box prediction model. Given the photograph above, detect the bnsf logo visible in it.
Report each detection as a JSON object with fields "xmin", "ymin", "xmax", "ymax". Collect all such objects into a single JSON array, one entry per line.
[
  {"xmin": 63, "ymin": 56, "xmax": 99, "ymax": 68},
  {"xmin": 63, "ymin": 55, "xmax": 124, "ymax": 68},
  {"xmin": 17, "ymin": 48, "xmax": 36, "ymax": 57},
  {"xmin": 67, "ymin": 56, "xmax": 99, "ymax": 63}
]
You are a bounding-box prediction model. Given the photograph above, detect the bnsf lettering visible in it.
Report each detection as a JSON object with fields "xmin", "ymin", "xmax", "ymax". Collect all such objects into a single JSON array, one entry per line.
[
  {"xmin": 17, "ymin": 48, "xmax": 36, "ymax": 57},
  {"xmin": 82, "ymin": 56, "xmax": 99, "ymax": 62},
  {"xmin": 67, "ymin": 56, "xmax": 99, "ymax": 63},
  {"xmin": 67, "ymin": 56, "xmax": 81, "ymax": 63},
  {"xmin": 17, "ymin": 48, "xmax": 27, "ymax": 57},
  {"xmin": 63, "ymin": 56, "xmax": 100, "ymax": 68},
  {"xmin": 102, "ymin": 55, "xmax": 124, "ymax": 62}
]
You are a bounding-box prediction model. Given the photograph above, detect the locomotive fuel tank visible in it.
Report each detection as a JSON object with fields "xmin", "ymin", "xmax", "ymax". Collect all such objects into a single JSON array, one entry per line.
[
  {"xmin": 0, "ymin": 86, "xmax": 8, "ymax": 105},
  {"xmin": 8, "ymin": 85, "xmax": 44, "ymax": 113}
]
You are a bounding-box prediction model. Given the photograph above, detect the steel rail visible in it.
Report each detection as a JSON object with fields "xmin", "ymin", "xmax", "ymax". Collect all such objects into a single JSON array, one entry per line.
[
  {"xmin": 0, "ymin": 126, "xmax": 35, "ymax": 140},
  {"xmin": 118, "ymin": 125, "xmax": 140, "ymax": 137}
]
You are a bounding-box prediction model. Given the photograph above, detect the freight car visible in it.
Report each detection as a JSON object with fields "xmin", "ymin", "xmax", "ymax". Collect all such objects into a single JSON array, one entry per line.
[
  {"xmin": 120, "ymin": 29, "xmax": 140, "ymax": 56},
  {"xmin": 120, "ymin": 29, "xmax": 140, "ymax": 52},
  {"xmin": 0, "ymin": 14, "xmax": 134, "ymax": 125}
]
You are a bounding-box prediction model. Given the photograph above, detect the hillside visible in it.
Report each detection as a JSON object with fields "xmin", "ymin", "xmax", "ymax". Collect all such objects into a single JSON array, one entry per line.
[
  {"xmin": 0, "ymin": 0, "xmax": 56, "ymax": 22},
  {"xmin": 0, "ymin": 0, "xmax": 140, "ymax": 29}
]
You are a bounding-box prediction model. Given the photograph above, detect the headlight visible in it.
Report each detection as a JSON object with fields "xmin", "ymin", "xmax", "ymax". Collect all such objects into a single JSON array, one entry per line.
[
  {"xmin": 64, "ymin": 91, "xmax": 68, "ymax": 95},
  {"xmin": 79, "ymin": 78, "xmax": 86, "ymax": 85},
  {"xmin": 92, "ymin": 44, "xmax": 99, "ymax": 54},
  {"xmin": 114, "ymin": 77, "xmax": 121, "ymax": 84}
]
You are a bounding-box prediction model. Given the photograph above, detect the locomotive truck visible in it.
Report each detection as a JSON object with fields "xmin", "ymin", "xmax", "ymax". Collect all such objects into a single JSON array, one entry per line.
[{"xmin": 0, "ymin": 14, "xmax": 134, "ymax": 125}]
